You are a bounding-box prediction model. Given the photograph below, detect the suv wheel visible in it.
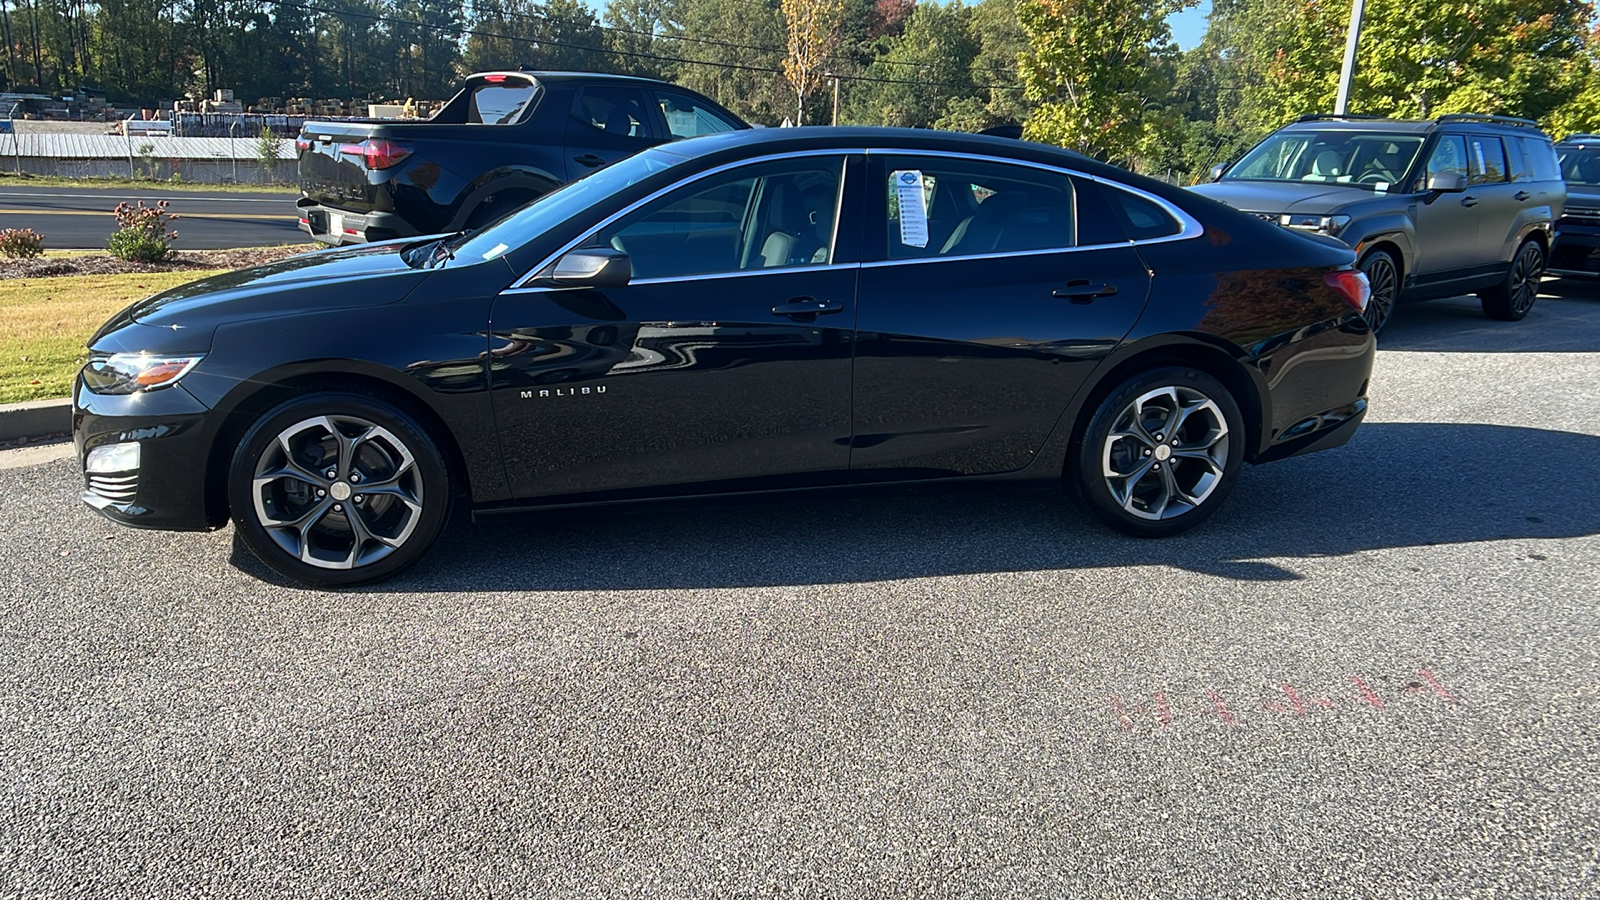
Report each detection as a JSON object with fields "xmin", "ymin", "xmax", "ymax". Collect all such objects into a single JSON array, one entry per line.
[
  {"xmin": 1074, "ymin": 367, "xmax": 1245, "ymax": 537},
  {"xmin": 1480, "ymin": 240, "xmax": 1543, "ymax": 321},
  {"xmin": 1359, "ymin": 250, "xmax": 1400, "ymax": 335}
]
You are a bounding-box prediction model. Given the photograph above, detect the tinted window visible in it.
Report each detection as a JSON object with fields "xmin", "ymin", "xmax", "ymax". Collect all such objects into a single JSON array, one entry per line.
[
  {"xmin": 1104, "ymin": 187, "xmax": 1182, "ymax": 240},
  {"xmin": 468, "ymin": 81, "xmax": 539, "ymax": 125},
  {"xmin": 1424, "ymin": 135, "xmax": 1469, "ymax": 184},
  {"xmin": 1468, "ymin": 136, "xmax": 1507, "ymax": 184},
  {"xmin": 882, "ymin": 157, "xmax": 1074, "ymax": 260},
  {"xmin": 1530, "ymin": 138, "xmax": 1566, "ymax": 182},
  {"xmin": 653, "ymin": 91, "xmax": 739, "ymax": 138},
  {"xmin": 1505, "ymin": 138, "xmax": 1531, "ymax": 183},
  {"xmin": 595, "ymin": 157, "xmax": 843, "ymax": 279},
  {"xmin": 1227, "ymin": 131, "xmax": 1422, "ymax": 188},
  {"xmin": 574, "ymin": 87, "xmax": 653, "ymax": 139}
]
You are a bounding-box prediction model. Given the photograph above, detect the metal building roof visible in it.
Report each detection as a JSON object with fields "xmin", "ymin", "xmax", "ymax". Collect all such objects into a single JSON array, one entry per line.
[{"xmin": 0, "ymin": 131, "xmax": 296, "ymax": 160}]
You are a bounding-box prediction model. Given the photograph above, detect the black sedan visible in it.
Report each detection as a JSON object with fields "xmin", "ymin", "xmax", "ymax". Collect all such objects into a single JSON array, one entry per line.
[{"xmin": 74, "ymin": 127, "xmax": 1376, "ymax": 587}]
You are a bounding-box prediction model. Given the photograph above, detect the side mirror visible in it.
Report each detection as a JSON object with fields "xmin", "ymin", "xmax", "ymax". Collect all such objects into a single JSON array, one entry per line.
[
  {"xmin": 1427, "ymin": 171, "xmax": 1466, "ymax": 192},
  {"xmin": 1209, "ymin": 162, "xmax": 1228, "ymax": 182},
  {"xmin": 545, "ymin": 248, "xmax": 631, "ymax": 288}
]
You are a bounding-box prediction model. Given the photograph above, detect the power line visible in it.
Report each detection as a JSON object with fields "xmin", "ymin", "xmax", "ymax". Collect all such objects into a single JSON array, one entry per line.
[{"xmin": 262, "ymin": 0, "xmax": 1000, "ymax": 90}]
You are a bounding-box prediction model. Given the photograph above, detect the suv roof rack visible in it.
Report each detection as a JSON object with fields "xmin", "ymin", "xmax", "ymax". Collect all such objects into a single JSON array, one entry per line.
[
  {"xmin": 1434, "ymin": 113, "xmax": 1539, "ymax": 128},
  {"xmin": 1294, "ymin": 113, "xmax": 1392, "ymax": 123},
  {"xmin": 1561, "ymin": 133, "xmax": 1600, "ymax": 143}
]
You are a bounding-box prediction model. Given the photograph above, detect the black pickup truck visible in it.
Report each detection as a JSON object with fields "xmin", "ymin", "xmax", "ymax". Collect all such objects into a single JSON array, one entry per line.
[{"xmin": 296, "ymin": 71, "xmax": 748, "ymax": 244}]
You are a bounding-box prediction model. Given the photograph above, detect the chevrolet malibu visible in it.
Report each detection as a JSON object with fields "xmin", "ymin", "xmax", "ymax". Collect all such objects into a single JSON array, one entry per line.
[{"xmin": 74, "ymin": 127, "xmax": 1376, "ymax": 587}]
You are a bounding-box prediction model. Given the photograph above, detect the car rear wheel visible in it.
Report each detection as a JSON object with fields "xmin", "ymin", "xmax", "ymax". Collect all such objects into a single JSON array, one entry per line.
[
  {"xmin": 1480, "ymin": 240, "xmax": 1543, "ymax": 321},
  {"xmin": 1359, "ymin": 250, "xmax": 1400, "ymax": 336},
  {"xmin": 1074, "ymin": 367, "xmax": 1245, "ymax": 537},
  {"xmin": 226, "ymin": 392, "xmax": 450, "ymax": 587}
]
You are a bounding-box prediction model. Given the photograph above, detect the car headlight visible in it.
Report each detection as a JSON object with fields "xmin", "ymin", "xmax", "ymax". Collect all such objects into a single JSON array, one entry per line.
[
  {"xmin": 1279, "ymin": 214, "xmax": 1351, "ymax": 235},
  {"xmin": 81, "ymin": 352, "xmax": 204, "ymax": 395}
]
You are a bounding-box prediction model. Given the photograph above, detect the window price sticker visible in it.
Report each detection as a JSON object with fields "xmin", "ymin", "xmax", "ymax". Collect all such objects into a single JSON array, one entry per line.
[{"xmin": 893, "ymin": 169, "xmax": 929, "ymax": 248}]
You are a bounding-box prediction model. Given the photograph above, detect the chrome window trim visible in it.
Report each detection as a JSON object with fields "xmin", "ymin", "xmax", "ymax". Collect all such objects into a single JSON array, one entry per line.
[
  {"xmin": 502, "ymin": 262, "xmax": 859, "ymax": 294},
  {"xmin": 510, "ymin": 149, "xmax": 859, "ymax": 290},
  {"xmin": 505, "ymin": 145, "xmax": 1203, "ymax": 290},
  {"xmin": 864, "ymin": 147, "xmax": 1203, "ymax": 249}
]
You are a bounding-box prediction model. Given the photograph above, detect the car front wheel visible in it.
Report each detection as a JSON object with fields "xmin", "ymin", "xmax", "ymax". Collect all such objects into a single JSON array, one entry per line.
[
  {"xmin": 1359, "ymin": 249, "xmax": 1400, "ymax": 336},
  {"xmin": 1075, "ymin": 367, "xmax": 1245, "ymax": 537},
  {"xmin": 226, "ymin": 392, "xmax": 451, "ymax": 587},
  {"xmin": 1480, "ymin": 240, "xmax": 1543, "ymax": 321}
]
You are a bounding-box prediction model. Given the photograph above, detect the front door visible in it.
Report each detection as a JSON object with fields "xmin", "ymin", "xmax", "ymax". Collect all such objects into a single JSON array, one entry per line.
[
  {"xmin": 489, "ymin": 154, "xmax": 861, "ymax": 500},
  {"xmin": 850, "ymin": 155, "xmax": 1153, "ymax": 479},
  {"xmin": 1411, "ymin": 133, "xmax": 1485, "ymax": 283}
]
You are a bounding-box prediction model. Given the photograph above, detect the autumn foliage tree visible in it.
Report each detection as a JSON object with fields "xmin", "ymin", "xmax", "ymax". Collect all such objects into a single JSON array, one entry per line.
[
  {"xmin": 782, "ymin": 0, "xmax": 847, "ymax": 124},
  {"xmin": 1017, "ymin": 0, "xmax": 1193, "ymax": 168}
]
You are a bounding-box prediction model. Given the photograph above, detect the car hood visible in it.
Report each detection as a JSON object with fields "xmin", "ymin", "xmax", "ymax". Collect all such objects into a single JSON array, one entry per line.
[
  {"xmin": 1189, "ymin": 180, "xmax": 1380, "ymax": 215},
  {"xmin": 102, "ymin": 240, "xmax": 435, "ymax": 336}
]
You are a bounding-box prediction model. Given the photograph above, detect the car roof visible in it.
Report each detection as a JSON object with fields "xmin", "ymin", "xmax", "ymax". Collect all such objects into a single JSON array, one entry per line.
[
  {"xmin": 657, "ymin": 125, "xmax": 1098, "ymax": 167},
  {"xmin": 1279, "ymin": 114, "xmax": 1548, "ymax": 138}
]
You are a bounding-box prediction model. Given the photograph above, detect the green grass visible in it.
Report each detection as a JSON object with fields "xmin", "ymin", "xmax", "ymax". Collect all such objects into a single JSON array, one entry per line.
[
  {"xmin": 0, "ymin": 270, "xmax": 228, "ymax": 403},
  {"xmin": 0, "ymin": 172, "xmax": 297, "ymax": 194}
]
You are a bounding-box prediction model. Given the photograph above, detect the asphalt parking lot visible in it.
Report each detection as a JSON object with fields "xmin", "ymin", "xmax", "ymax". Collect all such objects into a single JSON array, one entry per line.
[{"xmin": 2, "ymin": 283, "xmax": 1597, "ymax": 898}]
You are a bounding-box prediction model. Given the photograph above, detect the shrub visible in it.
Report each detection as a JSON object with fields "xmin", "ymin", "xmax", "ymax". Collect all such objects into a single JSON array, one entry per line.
[
  {"xmin": 0, "ymin": 228, "xmax": 44, "ymax": 259},
  {"xmin": 107, "ymin": 200, "xmax": 180, "ymax": 263}
]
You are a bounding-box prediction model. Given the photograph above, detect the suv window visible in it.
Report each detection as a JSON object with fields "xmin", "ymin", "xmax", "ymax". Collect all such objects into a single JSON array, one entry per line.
[
  {"xmin": 574, "ymin": 87, "xmax": 654, "ymax": 139},
  {"xmin": 653, "ymin": 91, "xmax": 739, "ymax": 138},
  {"xmin": 882, "ymin": 157, "xmax": 1074, "ymax": 260},
  {"xmin": 1468, "ymin": 136, "xmax": 1507, "ymax": 184},
  {"xmin": 1506, "ymin": 138, "xmax": 1531, "ymax": 183},
  {"xmin": 1227, "ymin": 131, "xmax": 1423, "ymax": 188},
  {"xmin": 596, "ymin": 157, "xmax": 843, "ymax": 279},
  {"xmin": 1527, "ymin": 138, "xmax": 1564, "ymax": 182},
  {"xmin": 1424, "ymin": 135, "xmax": 1469, "ymax": 185}
]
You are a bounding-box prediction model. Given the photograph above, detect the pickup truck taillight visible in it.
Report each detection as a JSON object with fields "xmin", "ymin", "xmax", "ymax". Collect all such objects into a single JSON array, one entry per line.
[
  {"xmin": 294, "ymin": 135, "xmax": 312, "ymax": 152},
  {"xmin": 337, "ymin": 139, "xmax": 414, "ymax": 170}
]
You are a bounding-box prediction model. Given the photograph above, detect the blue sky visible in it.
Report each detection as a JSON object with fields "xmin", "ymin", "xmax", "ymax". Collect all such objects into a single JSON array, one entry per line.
[{"xmin": 1168, "ymin": 0, "xmax": 1212, "ymax": 50}]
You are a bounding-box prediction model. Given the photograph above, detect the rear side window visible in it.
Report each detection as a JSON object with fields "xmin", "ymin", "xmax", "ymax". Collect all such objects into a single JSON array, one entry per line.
[
  {"xmin": 468, "ymin": 80, "xmax": 540, "ymax": 125},
  {"xmin": 881, "ymin": 157, "xmax": 1074, "ymax": 260},
  {"xmin": 1523, "ymin": 137, "xmax": 1562, "ymax": 182},
  {"xmin": 1468, "ymin": 136, "xmax": 1507, "ymax": 184},
  {"xmin": 1104, "ymin": 187, "xmax": 1183, "ymax": 240},
  {"xmin": 574, "ymin": 87, "xmax": 653, "ymax": 139},
  {"xmin": 1505, "ymin": 138, "xmax": 1531, "ymax": 183}
]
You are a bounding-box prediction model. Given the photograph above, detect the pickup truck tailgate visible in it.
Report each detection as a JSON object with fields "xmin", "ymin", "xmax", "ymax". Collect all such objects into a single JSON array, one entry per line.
[{"xmin": 297, "ymin": 123, "xmax": 386, "ymax": 213}]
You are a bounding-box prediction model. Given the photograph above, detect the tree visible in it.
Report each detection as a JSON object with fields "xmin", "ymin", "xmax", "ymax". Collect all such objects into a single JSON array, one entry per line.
[
  {"xmin": 1017, "ymin": 0, "xmax": 1193, "ymax": 168},
  {"xmin": 935, "ymin": 0, "xmax": 1029, "ymax": 131},
  {"xmin": 846, "ymin": 1, "xmax": 976, "ymax": 128},
  {"xmin": 666, "ymin": 0, "xmax": 788, "ymax": 125},
  {"xmin": 781, "ymin": 0, "xmax": 845, "ymax": 124}
]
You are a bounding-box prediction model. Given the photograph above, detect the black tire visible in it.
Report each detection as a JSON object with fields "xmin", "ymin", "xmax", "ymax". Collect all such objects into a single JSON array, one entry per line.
[
  {"xmin": 1074, "ymin": 367, "xmax": 1246, "ymax": 538},
  {"xmin": 1480, "ymin": 240, "xmax": 1544, "ymax": 321},
  {"xmin": 226, "ymin": 391, "xmax": 451, "ymax": 587},
  {"xmin": 1359, "ymin": 249, "xmax": 1401, "ymax": 336}
]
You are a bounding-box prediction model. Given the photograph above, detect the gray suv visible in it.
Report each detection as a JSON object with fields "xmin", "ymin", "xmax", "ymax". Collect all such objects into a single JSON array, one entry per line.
[{"xmin": 1191, "ymin": 114, "xmax": 1564, "ymax": 334}]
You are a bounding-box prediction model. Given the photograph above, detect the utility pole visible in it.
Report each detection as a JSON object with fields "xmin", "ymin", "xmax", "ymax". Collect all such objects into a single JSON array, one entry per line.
[
  {"xmin": 827, "ymin": 73, "xmax": 840, "ymax": 126},
  {"xmin": 1333, "ymin": 0, "xmax": 1366, "ymax": 114}
]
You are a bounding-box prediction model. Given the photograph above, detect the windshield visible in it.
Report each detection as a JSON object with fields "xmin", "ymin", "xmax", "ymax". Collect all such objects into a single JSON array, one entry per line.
[
  {"xmin": 1559, "ymin": 145, "xmax": 1600, "ymax": 186},
  {"xmin": 1227, "ymin": 131, "xmax": 1425, "ymax": 189},
  {"xmin": 449, "ymin": 148, "xmax": 686, "ymax": 262}
]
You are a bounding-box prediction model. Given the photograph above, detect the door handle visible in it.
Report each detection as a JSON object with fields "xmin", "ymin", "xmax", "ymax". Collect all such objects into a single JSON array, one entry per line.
[
  {"xmin": 573, "ymin": 154, "xmax": 606, "ymax": 168},
  {"xmin": 1052, "ymin": 281, "xmax": 1118, "ymax": 304},
  {"xmin": 771, "ymin": 297, "xmax": 844, "ymax": 319},
  {"xmin": 1515, "ymin": 190, "xmax": 1531, "ymax": 201},
  {"xmin": 1461, "ymin": 195, "xmax": 1479, "ymax": 207}
]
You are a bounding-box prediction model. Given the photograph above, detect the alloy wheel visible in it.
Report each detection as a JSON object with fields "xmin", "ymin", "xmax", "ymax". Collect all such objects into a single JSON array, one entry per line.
[
  {"xmin": 1509, "ymin": 244, "xmax": 1542, "ymax": 317},
  {"xmin": 250, "ymin": 414, "xmax": 424, "ymax": 569},
  {"xmin": 1101, "ymin": 385, "xmax": 1230, "ymax": 521},
  {"xmin": 1362, "ymin": 255, "xmax": 1398, "ymax": 334}
]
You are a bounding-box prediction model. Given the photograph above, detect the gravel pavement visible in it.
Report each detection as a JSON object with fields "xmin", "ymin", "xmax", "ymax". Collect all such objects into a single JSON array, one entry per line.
[{"xmin": 1, "ymin": 285, "xmax": 1597, "ymax": 898}]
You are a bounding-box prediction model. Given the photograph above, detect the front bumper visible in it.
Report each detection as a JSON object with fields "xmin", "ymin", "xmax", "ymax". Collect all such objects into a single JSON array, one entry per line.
[
  {"xmin": 1548, "ymin": 220, "xmax": 1600, "ymax": 277},
  {"xmin": 296, "ymin": 200, "xmax": 419, "ymax": 246},
  {"xmin": 73, "ymin": 378, "xmax": 221, "ymax": 531}
]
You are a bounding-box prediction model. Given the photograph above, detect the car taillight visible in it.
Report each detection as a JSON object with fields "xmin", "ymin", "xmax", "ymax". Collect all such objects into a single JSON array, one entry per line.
[
  {"xmin": 337, "ymin": 139, "xmax": 413, "ymax": 170},
  {"xmin": 1323, "ymin": 269, "xmax": 1370, "ymax": 314},
  {"xmin": 294, "ymin": 135, "xmax": 311, "ymax": 152}
]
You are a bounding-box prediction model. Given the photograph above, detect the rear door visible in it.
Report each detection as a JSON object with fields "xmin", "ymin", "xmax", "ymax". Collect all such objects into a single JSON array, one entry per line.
[
  {"xmin": 1464, "ymin": 133, "xmax": 1524, "ymax": 271},
  {"xmin": 564, "ymin": 85, "xmax": 665, "ymax": 181},
  {"xmin": 850, "ymin": 153, "xmax": 1154, "ymax": 480}
]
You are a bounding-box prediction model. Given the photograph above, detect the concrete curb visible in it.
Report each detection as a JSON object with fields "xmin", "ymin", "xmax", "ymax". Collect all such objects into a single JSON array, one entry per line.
[{"xmin": 0, "ymin": 398, "xmax": 71, "ymax": 444}]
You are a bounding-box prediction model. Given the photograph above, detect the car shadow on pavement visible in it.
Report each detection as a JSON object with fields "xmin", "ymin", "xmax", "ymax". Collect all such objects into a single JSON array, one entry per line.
[
  {"xmin": 1378, "ymin": 281, "xmax": 1600, "ymax": 353},
  {"xmin": 259, "ymin": 421, "xmax": 1599, "ymax": 593}
]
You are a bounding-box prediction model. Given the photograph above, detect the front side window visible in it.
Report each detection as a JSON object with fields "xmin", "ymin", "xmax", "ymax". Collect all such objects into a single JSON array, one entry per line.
[
  {"xmin": 1556, "ymin": 143, "xmax": 1599, "ymax": 185},
  {"xmin": 882, "ymin": 157, "xmax": 1074, "ymax": 260},
  {"xmin": 653, "ymin": 91, "xmax": 739, "ymax": 139},
  {"xmin": 1468, "ymin": 136, "xmax": 1507, "ymax": 184},
  {"xmin": 1227, "ymin": 131, "xmax": 1424, "ymax": 188},
  {"xmin": 594, "ymin": 157, "xmax": 844, "ymax": 280},
  {"xmin": 1424, "ymin": 135, "xmax": 1469, "ymax": 184}
]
